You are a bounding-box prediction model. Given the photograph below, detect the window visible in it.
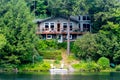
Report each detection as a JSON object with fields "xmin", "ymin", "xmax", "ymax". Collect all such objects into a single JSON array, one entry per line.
[
  {"xmin": 63, "ymin": 23, "xmax": 67, "ymax": 31},
  {"xmin": 67, "ymin": 35, "xmax": 72, "ymax": 39},
  {"xmin": 50, "ymin": 23, "xmax": 54, "ymax": 31},
  {"xmin": 83, "ymin": 16, "xmax": 86, "ymax": 20},
  {"xmin": 70, "ymin": 23, "xmax": 73, "ymax": 31},
  {"xmin": 47, "ymin": 35, "xmax": 52, "ymax": 39},
  {"xmin": 70, "ymin": 35, "xmax": 72, "ymax": 39},
  {"xmin": 83, "ymin": 24, "xmax": 90, "ymax": 32},
  {"xmin": 45, "ymin": 23, "xmax": 49, "ymax": 30},
  {"xmin": 83, "ymin": 16, "xmax": 90, "ymax": 20},
  {"xmin": 87, "ymin": 16, "xmax": 90, "ymax": 20}
]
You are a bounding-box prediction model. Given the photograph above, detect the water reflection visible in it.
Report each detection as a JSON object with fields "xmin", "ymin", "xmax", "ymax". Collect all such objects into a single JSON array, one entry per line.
[{"xmin": 0, "ymin": 72, "xmax": 120, "ymax": 80}]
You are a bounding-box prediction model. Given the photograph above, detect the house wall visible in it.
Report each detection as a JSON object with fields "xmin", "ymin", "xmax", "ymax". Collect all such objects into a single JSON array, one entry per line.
[
  {"xmin": 38, "ymin": 17, "xmax": 78, "ymax": 33},
  {"xmin": 78, "ymin": 15, "xmax": 91, "ymax": 32}
]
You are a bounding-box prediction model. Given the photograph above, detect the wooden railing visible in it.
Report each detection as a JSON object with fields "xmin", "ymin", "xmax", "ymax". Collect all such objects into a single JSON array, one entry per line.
[{"xmin": 36, "ymin": 28, "xmax": 90, "ymax": 34}]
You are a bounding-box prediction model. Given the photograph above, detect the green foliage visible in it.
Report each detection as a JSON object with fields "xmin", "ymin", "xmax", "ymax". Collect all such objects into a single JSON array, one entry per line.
[
  {"xmin": 36, "ymin": 39, "xmax": 57, "ymax": 51},
  {"xmin": 97, "ymin": 57, "xmax": 110, "ymax": 70},
  {"xmin": 36, "ymin": 39, "xmax": 62, "ymax": 60},
  {"xmin": 115, "ymin": 65, "xmax": 120, "ymax": 71},
  {"xmin": 0, "ymin": 0, "xmax": 40, "ymax": 65},
  {"xmin": 19, "ymin": 62, "xmax": 50, "ymax": 72},
  {"xmin": 72, "ymin": 61, "xmax": 100, "ymax": 72},
  {"xmin": 54, "ymin": 59, "xmax": 60, "ymax": 64},
  {"xmin": 73, "ymin": 32, "xmax": 99, "ymax": 60},
  {"xmin": 39, "ymin": 50, "xmax": 62, "ymax": 60},
  {"xmin": 0, "ymin": 63, "xmax": 17, "ymax": 72},
  {"xmin": 0, "ymin": 34, "xmax": 6, "ymax": 49},
  {"xmin": 99, "ymin": 22, "xmax": 120, "ymax": 64},
  {"xmin": 57, "ymin": 42, "xmax": 67, "ymax": 49},
  {"xmin": 58, "ymin": 42, "xmax": 74, "ymax": 51},
  {"xmin": 36, "ymin": 40, "xmax": 48, "ymax": 51},
  {"xmin": 73, "ymin": 23, "xmax": 120, "ymax": 64},
  {"xmin": 74, "ymin": 0, "xmax": 120, "ymax": 33},
  {"xmin": 25, "ymin": 0, "xmax": 48, "ymax": 17}
]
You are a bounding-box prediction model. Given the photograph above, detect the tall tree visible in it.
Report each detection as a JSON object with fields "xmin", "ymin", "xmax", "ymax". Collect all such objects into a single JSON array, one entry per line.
[
  {"xmin": 25, "ymin": 0, "xmax": 48, "ymax": 18},
  {"xmin": 74, "ymin": 0, "xmax": 120, "ymax": 33},
  {"xmin": 0, "ymin": 0, "xmax": 38, "ymax": 66}
]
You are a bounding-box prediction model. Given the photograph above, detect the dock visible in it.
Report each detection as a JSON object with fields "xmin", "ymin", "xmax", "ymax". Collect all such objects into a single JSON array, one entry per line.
[{"xmin": 50, "ymin": 68, "xmax": 68, "ymax": 74}]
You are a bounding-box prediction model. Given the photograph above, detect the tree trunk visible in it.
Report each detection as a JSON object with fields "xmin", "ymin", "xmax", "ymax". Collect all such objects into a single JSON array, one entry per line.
[{"xmin": 67, "ymin": 16, "xmax": 70, "ymax": 55}]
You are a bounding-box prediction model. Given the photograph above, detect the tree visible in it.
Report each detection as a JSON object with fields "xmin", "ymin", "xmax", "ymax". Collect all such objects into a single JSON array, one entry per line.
[
  {"xmin": 0, "ymin": 0, "xmax": 39, "ymax": 66},
  {"xmin": 25, "ymin": 0, "xmax": 48, "ymax": 18},
  {"xmin": 99, "ymin": 22, "xmax": 120, "ymax": 64},
  {"xmin": 73, "ymin": 33, "xmax": 99, "ymax": 60},
  {"xmin": 0, "ymin": 34, "xmax": 6, "ymax": 50},
  {"xmin": 74, "ymin": 0, "xmax": 120, "ymax": 33}
]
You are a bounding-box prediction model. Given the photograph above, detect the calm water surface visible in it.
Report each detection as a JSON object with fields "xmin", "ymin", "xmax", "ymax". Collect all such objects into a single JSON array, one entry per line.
[{"xmin": 0, "ymin": 72, "xmax": 120, "ymax": 80}]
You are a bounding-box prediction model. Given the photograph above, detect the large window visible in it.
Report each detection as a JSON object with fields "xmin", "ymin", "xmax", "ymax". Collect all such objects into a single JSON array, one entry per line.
[
  {"xmin": 63, "ymin": 23, "xmax": 67, "ymax": 31},
  {"xmin": 45, "ymin": 23, "xmax": 49, "ymax": 30},
  {"xmin": 50, "ymin": 23, "xmax": 54, "ymax": 31},
  {"xmin": 83, "ymin": 24, "xmax": 90, "ymax": 31}
]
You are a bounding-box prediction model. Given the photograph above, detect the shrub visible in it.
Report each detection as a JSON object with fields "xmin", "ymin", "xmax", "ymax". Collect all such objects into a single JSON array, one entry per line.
[
  {"xmin": 97, "ymin": 57, "xmax": 110, "ymax": 70},
  {"xmin": 54, "ymin": 59, "xmax": 60, "ymax": 64},
  {"xmin": 19, "ymin": 62, "xmax": 51, "ymax": 72},
  {"xmin": 72, "ymin": 61, "xmax": 100, "ymax": 72},
  {"xmin": 39, "ymin": 50, "xmax": 62, "ymax": 60},
  {"xmin": 36, "ymin": 39, "xmax": 57, "ymax": 51},
  {"xmin": 58, "ymin": 42, "xmax": 74, "ymax": 50},
  {"xmin": 115, "ymin": 65, "xmax": 120, "ymax": 71}
]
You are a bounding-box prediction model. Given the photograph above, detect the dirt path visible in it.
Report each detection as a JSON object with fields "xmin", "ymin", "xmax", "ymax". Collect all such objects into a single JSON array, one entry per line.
[{"xmin": 60, "ymin": 49, "xmax": 79, "ymax": 69}]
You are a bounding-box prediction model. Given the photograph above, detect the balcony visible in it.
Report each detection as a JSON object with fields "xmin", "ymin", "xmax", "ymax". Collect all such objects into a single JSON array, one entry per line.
[{"xmin": 36, "ymin": 28, "xmax": 85, "ymax": 35}]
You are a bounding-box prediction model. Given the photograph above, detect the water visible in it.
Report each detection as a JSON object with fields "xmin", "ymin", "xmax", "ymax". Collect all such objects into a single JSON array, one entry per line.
[{"xmin": 0, "ymin": 72, "xmax": 120, "ymax": 80}]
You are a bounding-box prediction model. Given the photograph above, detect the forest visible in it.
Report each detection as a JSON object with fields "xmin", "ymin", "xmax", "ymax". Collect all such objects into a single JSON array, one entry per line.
[{"xmin": 0, "ymin": 0, "xmax": 120, "ymax": 72}]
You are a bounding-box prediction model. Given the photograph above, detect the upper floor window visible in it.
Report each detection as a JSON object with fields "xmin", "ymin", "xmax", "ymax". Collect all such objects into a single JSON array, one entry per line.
[
  {"xmin": 83, "ymin": 16, "xmax": 86, "ymax": 20},
  {"xmin": 45, "ymin": 23, "xmax": 49, "ymax": 30},
  {"xmin": 83, "ymin": 16, "xmax": 90, "ymax": 20},
  {"xmin": 83, "ymin": 24, "xmax": 90, "ymax": 32},
  {"xmin": 50, "ymin": 23, "xmax": 54, "ymax": 30},
  {"xmin": 63, "ymin": 23, "xmax": 67, "ymax": 31},
  {"xmin": 87, "ymin": 16, "xmax": 90, "ymax": 20}
]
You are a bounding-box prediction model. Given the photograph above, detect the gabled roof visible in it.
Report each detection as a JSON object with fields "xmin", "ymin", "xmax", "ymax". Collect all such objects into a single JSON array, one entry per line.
[{"xmin": 35, "ymin": 16, "xmax": 79, "ymax": 24}]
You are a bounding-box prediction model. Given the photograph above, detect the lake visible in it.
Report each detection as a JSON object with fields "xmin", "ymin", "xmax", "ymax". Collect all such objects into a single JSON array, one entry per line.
[{"xmin": 0, "ymin": 72, "xmax": 120, "ymax": 80}]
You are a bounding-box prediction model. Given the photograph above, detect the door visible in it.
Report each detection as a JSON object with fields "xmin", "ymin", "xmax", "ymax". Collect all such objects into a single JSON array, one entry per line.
[{"xmin": 57, "ymin": 23, "xmax": 60, "ymax": 32}]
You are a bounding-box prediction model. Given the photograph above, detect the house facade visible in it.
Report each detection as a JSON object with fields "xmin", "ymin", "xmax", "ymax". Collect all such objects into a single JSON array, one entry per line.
[{"xmin": 36, "ymin": 15, "xmax": 91, "ymax": 42}]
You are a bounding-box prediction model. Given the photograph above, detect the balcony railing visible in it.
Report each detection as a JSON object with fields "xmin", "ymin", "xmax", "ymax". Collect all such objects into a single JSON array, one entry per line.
[{"xmin": 36, "ymin": 28, "xmax": 89, "ymax": 34}]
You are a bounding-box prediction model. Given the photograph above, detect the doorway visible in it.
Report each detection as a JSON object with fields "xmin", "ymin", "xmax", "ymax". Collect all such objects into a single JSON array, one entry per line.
[{"xmin": 57, "ymin": 23, "xmax": 60, "ymax": 32}]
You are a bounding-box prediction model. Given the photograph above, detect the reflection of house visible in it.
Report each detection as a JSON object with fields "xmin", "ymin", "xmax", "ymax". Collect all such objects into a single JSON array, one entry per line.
[{"xmin": 36, "ymin": 15, "xmax": 91, "ymax": 42}]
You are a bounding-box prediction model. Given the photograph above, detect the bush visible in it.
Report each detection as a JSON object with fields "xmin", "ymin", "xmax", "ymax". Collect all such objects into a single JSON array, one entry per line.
[
  {"xmin": 97, "ymin": 57, "xmax": 110, "ymax": 70},
  {"xmin": 115, "ymin": 65, "xmax": 120, "ymax": 71},
  {"xmin": 54, "ymin": 59, "xmax": 60, "ymax": 64},
  {"xmin": 72, "ymin": 61, "xmax": 100, "ymax": 72},
  {"xmin": 36, "ymin": 39, "xmax": 57, "ymax": 51},
  {"xmin": 19, "ymin": 62, "xmax": 51, "ymax": 72},
  {"xmin": 39, "ymin": 50, "xmax": 62, "ymax": 60},
  {"xmin": 58, "ymin": 42, "xmax": 74, "ymax": 50}
]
